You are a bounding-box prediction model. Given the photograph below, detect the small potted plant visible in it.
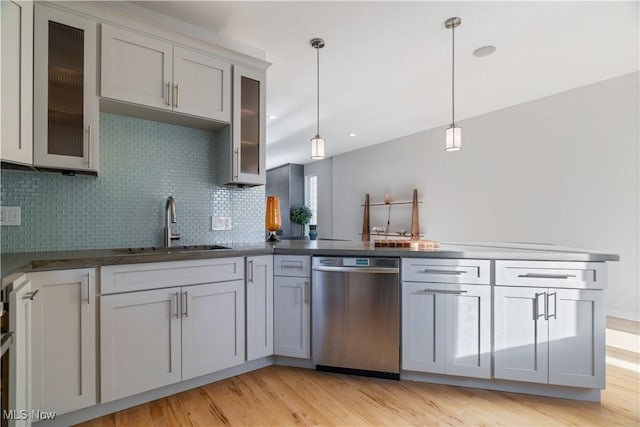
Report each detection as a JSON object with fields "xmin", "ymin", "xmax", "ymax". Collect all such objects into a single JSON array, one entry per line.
[{"xmin": 290, "ymin": 205, "xmax": 312, "ymax": 238}]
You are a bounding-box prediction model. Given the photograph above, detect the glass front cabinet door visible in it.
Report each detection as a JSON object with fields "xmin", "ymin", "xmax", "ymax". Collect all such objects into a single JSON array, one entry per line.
[
  {"xmin": 232, "ymin": 66, "xmax": 266, "ymax": 186},
  {"xmin": 33, "ymin": 4, "xmax": 98, "ymax": 173}
]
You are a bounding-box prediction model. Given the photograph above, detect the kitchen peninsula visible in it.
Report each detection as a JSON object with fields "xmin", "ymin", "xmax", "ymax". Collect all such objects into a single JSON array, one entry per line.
[
  {"xmin": 0, "ymin": 240, "xmax": 618, "ymax": 278},
  {"xmin": 1, "ymin": 240, "xmax": 618, "ymax": 425}
]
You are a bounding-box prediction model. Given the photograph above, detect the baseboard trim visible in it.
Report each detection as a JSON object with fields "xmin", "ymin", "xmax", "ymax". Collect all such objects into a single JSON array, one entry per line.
[
  {"xmin": 401, "ymin": 371, "xmax": 601, "ymax": 402},
  {"xmin": 34, "ymin": 357, "xmax": 274, "ymax": 426},
  {"xmin": 607, "ymin": 310, "xmax": 640, "ymax": 322},
  {"xmin": 34, "ymin": 355, "xmax": 605, "ymax": 425}
]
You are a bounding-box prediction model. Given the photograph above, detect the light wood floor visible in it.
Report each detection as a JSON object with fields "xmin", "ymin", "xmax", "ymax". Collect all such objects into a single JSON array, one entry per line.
[{"xmin": 79, "ymin": 318, "xmax": 640, "ymax": 426}]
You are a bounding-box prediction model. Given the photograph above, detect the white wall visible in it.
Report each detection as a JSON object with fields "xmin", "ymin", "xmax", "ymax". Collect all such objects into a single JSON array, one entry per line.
[{"xmin": 323, "ymin": 72, "xmax": 639, "ymax": 320}]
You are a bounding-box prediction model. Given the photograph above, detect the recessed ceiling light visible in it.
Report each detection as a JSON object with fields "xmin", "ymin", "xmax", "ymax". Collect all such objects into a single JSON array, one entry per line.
[
  {"xmin": 268, "ymin": 115, "xmax": 277, "ymax": 120},
  {"xmin": 349, "ymin": 132, "xmax": 357, "ymax": 137},
  {"xmin": 473, "ymin": 45, "xmax": 496, "ymax": 57}
]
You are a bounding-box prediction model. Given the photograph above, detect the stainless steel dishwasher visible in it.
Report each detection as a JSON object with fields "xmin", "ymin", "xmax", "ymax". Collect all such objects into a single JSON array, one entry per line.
[{"xmin": 312, "ymin": 256, "xmax": 400, "ymax": 379}]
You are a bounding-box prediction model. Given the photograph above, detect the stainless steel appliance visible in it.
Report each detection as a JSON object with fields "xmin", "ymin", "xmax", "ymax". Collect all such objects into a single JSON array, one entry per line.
[{"xmin": 312, "ymin": 256, "xmax": 400, "ymax": 379}]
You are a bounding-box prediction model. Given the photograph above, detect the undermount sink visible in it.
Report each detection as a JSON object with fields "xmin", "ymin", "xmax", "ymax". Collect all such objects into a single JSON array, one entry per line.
[{"xmin": 117, "ymin": 244, "xmax": 231, "ymax": 254}]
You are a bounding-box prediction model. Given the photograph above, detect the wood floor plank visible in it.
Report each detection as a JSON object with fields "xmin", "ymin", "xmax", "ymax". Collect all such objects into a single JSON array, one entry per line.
[{"xmin": 77, "ymin": 320, "xmax": 640, "ymax": 427}]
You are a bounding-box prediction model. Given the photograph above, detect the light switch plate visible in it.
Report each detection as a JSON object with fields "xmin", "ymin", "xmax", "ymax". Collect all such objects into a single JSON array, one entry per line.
[
  {"xmin": 211, "ymin": 216, "xmax": 232, "ymax": 231},
  {"xmin": 1, "ymin": 206, "xmax": 21, "ymax": 226}
]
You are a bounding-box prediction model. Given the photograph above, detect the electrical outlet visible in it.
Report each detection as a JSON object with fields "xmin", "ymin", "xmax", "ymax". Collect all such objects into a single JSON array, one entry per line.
[
  {"xmin": 1, "ymin": 206, "xmax": 21, "ymax": 226},
  {"xmin": 211, "ymin": 216, "xmax": 232, "ymax": 231}
]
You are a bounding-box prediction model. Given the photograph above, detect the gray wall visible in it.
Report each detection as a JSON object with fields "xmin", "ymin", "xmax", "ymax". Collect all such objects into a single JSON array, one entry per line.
[
  {"xmin": 319, "ymin": 72, "xmax": 639, "ymax": 320},
  {"xmin": 266, "ymin": 163, "xmax": 304, "ymax": 238}
]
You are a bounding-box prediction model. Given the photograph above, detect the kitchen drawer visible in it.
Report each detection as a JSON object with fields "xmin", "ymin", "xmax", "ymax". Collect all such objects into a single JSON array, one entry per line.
[
  {"xmin": 274, "ymin": 255, "xmax": 310, "ymax": 277},
  {"xmin": 402, "ymin": 258, "xmax": 490, "ymax": 285},
  {"xmin": 101, "ymin": 257, "xmax": 244, "ymax": 294},
  {"xmin": 495, "ymin": 260, "xmax": 607, "ymax": 290}
]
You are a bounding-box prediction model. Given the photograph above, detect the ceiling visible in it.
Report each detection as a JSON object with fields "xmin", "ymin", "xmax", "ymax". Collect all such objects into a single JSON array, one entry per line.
[{"xmin": 127, "ymin": 1, "xmax": 638, "ymax": 169}]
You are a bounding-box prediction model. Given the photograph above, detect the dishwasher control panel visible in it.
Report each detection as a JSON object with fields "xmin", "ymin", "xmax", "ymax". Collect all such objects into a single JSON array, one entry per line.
[
  {"xmin": 314, "ymin": 257, "xmax": 399, "ymax": 269},
  {"xmin": 344, "ymin": 258, "xmax": 370, "ymax": 267}
]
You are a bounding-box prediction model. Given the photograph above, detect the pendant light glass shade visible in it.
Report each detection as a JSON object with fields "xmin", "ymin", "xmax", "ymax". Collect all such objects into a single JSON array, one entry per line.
[
  {"xmin": 445, "ymin": 17, "xmax": 462, "ymax": 152},
  {"xmin": 311, "ymin": 135, "xmax": 325, "ymax": 159},
  {"xmin": 310, "ymin": 38, "xmax": 325, "ymax": 159},
  {"xmin": 445, "ymin": 125, "xmax": 461, "ymax": 152}
]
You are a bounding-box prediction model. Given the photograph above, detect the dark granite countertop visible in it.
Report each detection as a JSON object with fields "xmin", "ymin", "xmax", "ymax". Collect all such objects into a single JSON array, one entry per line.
[{"xmin": 1, "ymin": 240, "xmax": 619, "ymax": 286}]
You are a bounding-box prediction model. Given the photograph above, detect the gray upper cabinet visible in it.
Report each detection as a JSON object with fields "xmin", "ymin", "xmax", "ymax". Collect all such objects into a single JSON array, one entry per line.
[
  {"xmin": 218, "ymin": 66, "xmax": 266, "ymax": 186},
  {"xmin": 100, "ymin": 24, "xmax": 231, "ymax": 123},
  {"xmin": 33, "ymin": 4, "xmax": 99, "ymax": 173},
  {"xmin": 1, "ymin": 0, "xmax": 33, "ymax": 166}
]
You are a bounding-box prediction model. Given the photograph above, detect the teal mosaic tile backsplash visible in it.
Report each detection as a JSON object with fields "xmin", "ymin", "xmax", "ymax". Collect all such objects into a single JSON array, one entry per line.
[{"xmin": 1, "ymin": 113, "xmax": 265, "ymax": 252}]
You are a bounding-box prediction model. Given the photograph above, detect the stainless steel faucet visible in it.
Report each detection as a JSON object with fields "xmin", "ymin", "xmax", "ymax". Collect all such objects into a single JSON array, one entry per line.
[{"xmin": 164, "ymin": 196, "xmax": 181, "ymax": 247}]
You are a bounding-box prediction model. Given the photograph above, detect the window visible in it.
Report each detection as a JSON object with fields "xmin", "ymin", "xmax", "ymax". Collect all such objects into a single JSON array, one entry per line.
[{"xmin": 305, "ymin": 175, "xmax": 318, "ymax": 225}]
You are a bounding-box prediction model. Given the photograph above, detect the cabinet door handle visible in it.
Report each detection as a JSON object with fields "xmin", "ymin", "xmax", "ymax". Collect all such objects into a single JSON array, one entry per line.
[
  {"xmin": 414, "ymin": 289, "xmax": 467, "ymax": 295},
  {"xmin": 82, "ymin": 273, "xmax": 91, "ymax": 305},
  {"xmin": 518, "ymin": 273, "xmax": 575, "ymax": 280},
  {"xmin": 304, "ymin": 281, "xmax": 310, "ymax": 304},
  {"xmin": 420, "ymin": 269, "xmax": 466, "ymax": 275},
  {"xmin": 534, "ymin": 292, "xmax": 545, "ymax": 320},
  {"xmin": 183, "ymin": 290, "xmax": 188, "ymax": 318},
  {"xmin": 166, "ymin": 81, "xmax": 171, "ymax": 106},
  {"xmin": 174, "ymin": 292, "xmax": 180, "ymax": 319},
  {"xmin": 248, "ymin": 260, "xmax": 254, "ymax": 283},
  {"xmin": 87, "ymin": 125, "xmax": 92, "ymax": 168},
  {"xmin": 234, "ymin": 147, "xmax": 240, "ymax": 179},
  {"xmin": 23, "ymin": 289, "xmax": 39, "ymax": 301},
  {"xmin": 174, "ymin": 83, "xmax": 180, "ymax": 108},
  {"xmin": 281, "ymin": 261, "xmax": 304, "ymax": 270},
  {"xmin": 546, "ymin": 292, "xmax": 557, "ymax": 320}
]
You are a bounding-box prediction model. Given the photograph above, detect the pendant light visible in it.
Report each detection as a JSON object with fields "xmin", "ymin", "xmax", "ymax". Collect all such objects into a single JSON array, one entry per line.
[
  {"xmin": 310, "ymin": 37, "xmax": 325, "ymax": 160},
  {"xmin": 445, "ymin": 17, "xmax": 462, "ymax": 152}
]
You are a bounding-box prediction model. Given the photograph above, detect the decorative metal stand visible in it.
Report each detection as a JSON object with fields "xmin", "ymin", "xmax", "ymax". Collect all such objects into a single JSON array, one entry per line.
[
  {"xmin": 361, "ymin": 193, "xmax": 370, "ymax": 241},
  {"xmin": 360, "ymin": 189, "xmax": 421, "ymax": 242}
]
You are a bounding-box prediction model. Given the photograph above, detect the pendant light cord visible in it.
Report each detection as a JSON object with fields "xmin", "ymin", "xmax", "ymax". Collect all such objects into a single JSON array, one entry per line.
[
  {"xmin": 316, "ymin": 45, "xmax": 320, "ymax": 137},
  {"xmin": 451, "ymin": 22, "xmax": 455, "ymax": 126}
]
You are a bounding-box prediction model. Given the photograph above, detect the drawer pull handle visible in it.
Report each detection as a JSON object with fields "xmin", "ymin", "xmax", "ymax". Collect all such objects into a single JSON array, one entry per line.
[
  {"xmin": 546, "ymin": 292, "xmax": 557, "ymax": 320},
  {"xmin": 23, "ymin": 290, "xmax": 39, "ymax": 301},
  {"xmin": 87, "ymin": 125, "xmax": 92, "ymax": 168},
  {"xmin": 420, "ymin": 269, "xmax": 466, "ymax": 275},
  {"xmin": 534, "ymin": 292, "xmax": 545, "ymax": 319},
  {"xmin": 281, "ymin": 264, "xmax": 303, "ymax": 270},
  {"xmin": 234, "ymin": 148, "xmax": 240, "ymax": 180},
  {"xmin": 183, "ymin": 290, "xmax": 188, "ymax": 318},
  {"xmin": 518, "ymin": 273, "xmax": 576, "ymax": 279},
  {"xmin": 174, "ymin": 83, "xmax": 180, "ymax": 108},
  {"xmin": 414, "ymin": 289, "xmax": 467, "ymax": 295},
  {"xmin": 174, "ymin": 292, "xmax": 180, "ymax": 319},
  {"xmin": 248, "ymin": 260, "xmax": 254, "ymax": 283}
]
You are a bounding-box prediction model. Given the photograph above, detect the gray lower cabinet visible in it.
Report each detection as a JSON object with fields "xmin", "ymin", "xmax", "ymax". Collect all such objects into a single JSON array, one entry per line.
[
  {"xmin": 402, "ymin": 283, "xmax": 491, "ymax": 378},
  {"xmin": 8, "ymin": 275, "xmax": 32, "ymax": 427},
  {"xmin": 29, "ymin": 269, "xmax": 97, "ymax": 415},
  {"xmin": 100, "ymin": 259, "xmax": 245, "ymax": 403},
  {"xmin": 246, "ymin": 255, "xmax": 274, "ymax": 361},
  {"xmin": 493, "ymin": 260, "xmax": 606, "ymax": 389},
  {"xmin": 273, "ymin": 255, "xmax": 311, "ymax": 359},
  {"xmin": 401, "ymin": 259, "xmax": 492, "ymax": 379},
  {"xmin": 494, "ymin": 286, "xmax": 605, "ymax": 388},
  {"xmin": 101, "ymin": 280, "xmax": 245, "ymax": 402}
]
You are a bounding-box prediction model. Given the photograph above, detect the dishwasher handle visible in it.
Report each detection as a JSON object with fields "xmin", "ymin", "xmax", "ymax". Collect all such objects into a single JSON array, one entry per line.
[{"xmin": 312, "ymin": 266, "xmax": 399, "ymax": 274}]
